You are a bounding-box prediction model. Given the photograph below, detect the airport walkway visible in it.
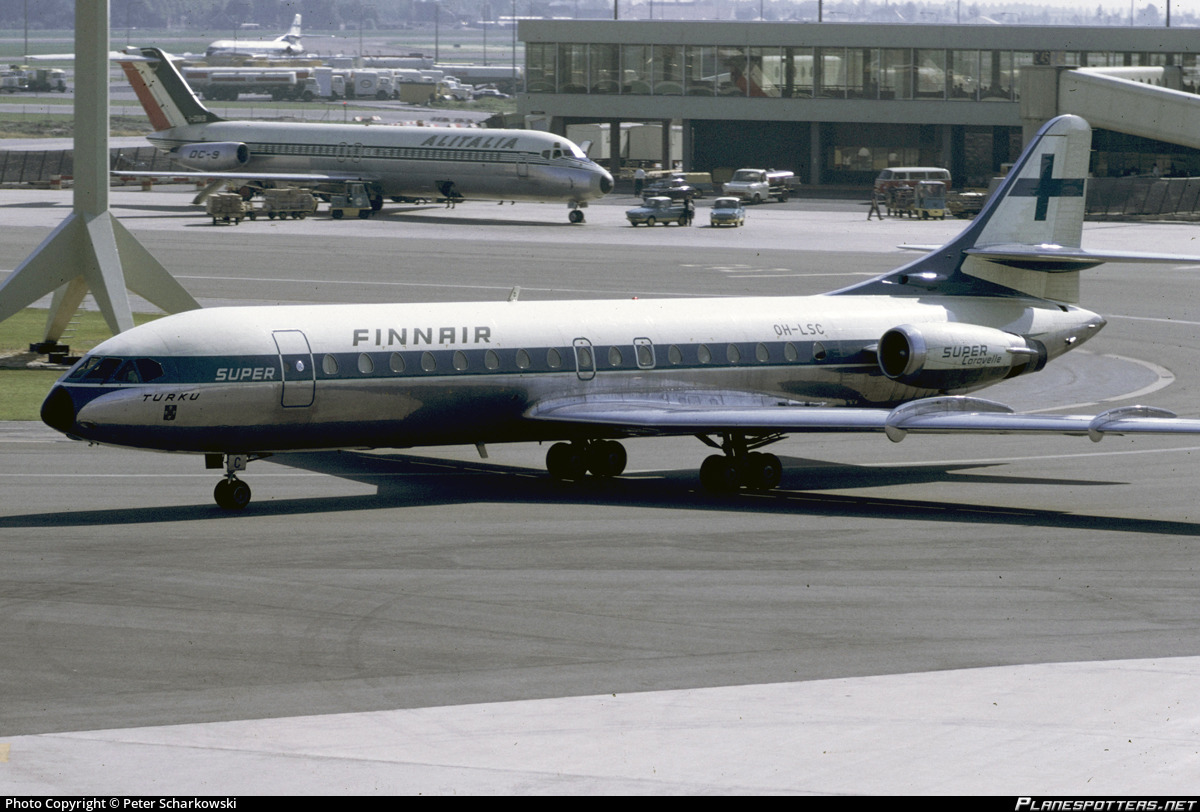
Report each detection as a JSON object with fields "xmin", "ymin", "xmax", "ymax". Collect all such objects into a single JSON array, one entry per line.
[{"xmin": 1060, "ymin": 66, "xmax": 1200, "ymax": 152}]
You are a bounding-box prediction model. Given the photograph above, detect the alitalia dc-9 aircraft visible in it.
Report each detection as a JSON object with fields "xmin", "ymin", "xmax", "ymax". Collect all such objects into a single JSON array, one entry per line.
[
  {"xmin": 118, "ymin": 47, "xmax": 613, "ymax": 222},
  {"xmin": 42, "ymin": 115, "xmax": 1200, "ymax": 509}
]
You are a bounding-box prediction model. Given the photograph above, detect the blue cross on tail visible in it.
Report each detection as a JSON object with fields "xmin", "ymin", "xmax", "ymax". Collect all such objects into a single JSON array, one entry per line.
[{"xmin": 1011, "ymin": 155, "xmax": 1086, "ymax": 221}]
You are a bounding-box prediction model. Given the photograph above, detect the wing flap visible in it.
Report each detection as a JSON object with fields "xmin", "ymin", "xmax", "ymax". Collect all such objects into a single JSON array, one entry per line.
[{"xmin": 527, "ymin": 393, "xmax": 1200, "ymax": 443}]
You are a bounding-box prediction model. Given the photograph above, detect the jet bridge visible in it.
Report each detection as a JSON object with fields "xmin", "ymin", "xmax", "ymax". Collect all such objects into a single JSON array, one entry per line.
[{"xmin": 1056, "ymin": 67, "xmax": 1200, "ymax": 152}]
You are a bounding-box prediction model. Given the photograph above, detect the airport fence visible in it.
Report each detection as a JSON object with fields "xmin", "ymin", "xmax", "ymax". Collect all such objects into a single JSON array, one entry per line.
[
  {"xmin": 0, "ymin": 146, "xmax": 185, "ymax": 186},
  {"xmin": 1086, "ymin": 176, "xmax": 1200, "ymax": 220}
]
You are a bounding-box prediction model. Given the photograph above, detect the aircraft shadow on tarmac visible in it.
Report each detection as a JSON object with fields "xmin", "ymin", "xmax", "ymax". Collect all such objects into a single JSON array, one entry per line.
[
  {"xmin": 112, "ymin": 205, "xmax": 222, "ymax": 220},
  {"xmin": 382, "ymin": 208, "xmax": 582, "ymax": 227},
  {"xmin": 4, "ymin": 450, "xmax": 1199, "ymax": 536},
  {"xmin": 0, "ymin": 200, "xmax": 66, "ymax": 209}
]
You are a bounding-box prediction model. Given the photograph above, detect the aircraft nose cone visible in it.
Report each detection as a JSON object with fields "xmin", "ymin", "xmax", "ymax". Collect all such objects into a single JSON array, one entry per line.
[
  {"xmin": 598, "ymin": 171, "xmax": 614, "ymax": 195},
  {"xmin": 41, "ymin": 385, "xmax": 77, "ymax": 434}
]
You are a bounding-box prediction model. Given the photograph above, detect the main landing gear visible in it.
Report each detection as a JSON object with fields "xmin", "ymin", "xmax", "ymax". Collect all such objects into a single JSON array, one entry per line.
[
  {"xmin": 545, "ymin": 439, "xmax": 627, "ymax": 480},
  {"xmin": 543, "ymin": 433, "xmax": 784, "ymax": 494},
  {"xmin": 696, "ymin": 432, "xmax": 784, "ymax": 493},
  {"xmin": 207, "ymin": 453, "xmax": 261, "ymax": 510}
]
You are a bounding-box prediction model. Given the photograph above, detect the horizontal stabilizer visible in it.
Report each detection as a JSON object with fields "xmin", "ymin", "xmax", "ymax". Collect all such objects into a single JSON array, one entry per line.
[{"xmin": 966, "ymin": 244, "xmax": 1200, "ymax": 271}]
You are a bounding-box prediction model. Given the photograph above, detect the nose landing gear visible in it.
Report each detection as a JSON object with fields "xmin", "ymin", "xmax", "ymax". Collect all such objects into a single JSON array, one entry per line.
[
  {"xmin": 214, "ymin": 476, "xmax": 252, "ymax": 511},
  {"xmin": 207, "ymin": 453, "xmax": 260, "ymax": 510}
]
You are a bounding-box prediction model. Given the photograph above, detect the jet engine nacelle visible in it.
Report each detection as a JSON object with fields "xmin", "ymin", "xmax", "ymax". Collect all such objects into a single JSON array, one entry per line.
[
  {"xmin": 175, "ymin": 142, "xmax": 251, "ymax": 171},
  {"xmin": 878, "ymin": 323, "xmax": 1047, "ymax": 390}
]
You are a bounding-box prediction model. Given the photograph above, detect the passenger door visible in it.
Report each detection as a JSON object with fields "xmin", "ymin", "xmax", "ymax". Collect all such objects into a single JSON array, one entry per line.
[{"xmin": 272, "ymin": 329, "xmax": 315, "ymax": 407}]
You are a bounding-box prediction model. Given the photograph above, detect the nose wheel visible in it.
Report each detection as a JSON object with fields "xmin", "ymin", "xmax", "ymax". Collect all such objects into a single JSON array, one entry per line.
[
  {"xmin": 568, "ymin": 208, "xmax": 585, "ymax": 224},
  {"xmin": 214, "ymin": 476, "xmax": 252, "ymax": 510},
  {"xmin": 208, "ymin": 453, "xmax": 259, "ymax": 510}
]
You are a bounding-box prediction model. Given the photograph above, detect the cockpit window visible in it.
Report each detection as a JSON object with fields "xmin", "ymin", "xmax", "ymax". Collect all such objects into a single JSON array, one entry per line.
[
  {"xmin": 67, "ymin": 356, "xmax": 103, "ymax": 380},
  {"xmin": 67, "ymin": 356, "xmax": 164, "ymax": 384},
  {"xmin": 83, "ymin": 357, "xmax": 122, "ymax": 382},
  {"xmin": 136, "ymin": 359, "xmax": 165, "ymax": 382},
  {"xmin": 113, "ymin": 361, "xmax": 142, "ymax": 384}
]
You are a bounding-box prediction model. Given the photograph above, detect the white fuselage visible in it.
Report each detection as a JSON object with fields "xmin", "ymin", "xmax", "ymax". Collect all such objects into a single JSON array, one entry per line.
[
  {"xmin": 46, "ymin": 294, "xmax": 1101, "ymax": 455},
  {"xmin": 150, "ymin": 122, "xmax": 614, "ymax": 205}
]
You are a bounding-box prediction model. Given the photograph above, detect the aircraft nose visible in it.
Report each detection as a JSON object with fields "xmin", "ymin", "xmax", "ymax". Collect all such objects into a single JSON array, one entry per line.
[
  {"xmin": 41, "ymin": 385, "xmax": 77, "ymax": 434},
  {"xmin": 595, "ymin": 168, "xmax": 614, "ymax": 196}
]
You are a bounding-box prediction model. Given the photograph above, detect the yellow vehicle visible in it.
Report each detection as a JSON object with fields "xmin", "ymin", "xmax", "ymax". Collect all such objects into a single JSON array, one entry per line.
[
  {"xmin": 913, "ymin": 180, "xmax": 948, "ymax": 220},
  {"xmin": 330, "ymin": 182, "xmax": 372, "ymax": 220}
]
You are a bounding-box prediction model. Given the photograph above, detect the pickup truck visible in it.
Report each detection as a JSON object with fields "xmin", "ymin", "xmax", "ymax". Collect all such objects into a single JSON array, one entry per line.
[{"xmin": 722, "ymin": 168, "xmax": 796, "ymax": 203}]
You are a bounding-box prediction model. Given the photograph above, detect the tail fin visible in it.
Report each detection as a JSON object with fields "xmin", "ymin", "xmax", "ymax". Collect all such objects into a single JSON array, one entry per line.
[
  {"xmin": 280, "ymin": 14, "xmax": 303, "ymax": 43},
  {"xmin": 954, "ymin": 114, "xmax": 1092, "ymax": 302},
  {"xmin": 119, "ymin": 47, "xmax": 222, "ymax": 132},
  {"xmin": 842, "ymin": 114, "xmax": 1200, "ymax": 304}
]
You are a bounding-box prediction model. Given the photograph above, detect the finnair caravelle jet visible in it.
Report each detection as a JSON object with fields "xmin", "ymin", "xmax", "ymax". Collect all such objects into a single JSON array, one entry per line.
[
  {"xmin": 205, "ymin": 14, "xmax": 306, "ymax": 60},
  {"xmin": 42, "ymin": 115, "xmax": 1200, "ymax": 509},
  {"xmin": 118, "ymin": 47, "xmax": 613, "ymax": 222}
]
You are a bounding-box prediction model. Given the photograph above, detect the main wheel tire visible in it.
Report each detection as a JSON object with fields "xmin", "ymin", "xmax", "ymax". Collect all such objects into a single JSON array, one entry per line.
[
  {"xmin": 743, "ymin": 452, "xmax": 783, "ymax": 491},
  {"xmin": 546, "ymin": 442, "xmax": 588, "ymax": 481},
  {"xmin": 586, "ymin": 440, "xmax": 627, "ymax": 478},
  {"xmin": 699, "ymin": 455, "xmax": 740, "ymax": 494}
]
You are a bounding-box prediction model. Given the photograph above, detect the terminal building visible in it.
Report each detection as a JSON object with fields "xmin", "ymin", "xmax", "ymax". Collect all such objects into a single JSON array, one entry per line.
[{"xmin": 514, "ymin": 21, "xmax": 1200, "ymax": 187}]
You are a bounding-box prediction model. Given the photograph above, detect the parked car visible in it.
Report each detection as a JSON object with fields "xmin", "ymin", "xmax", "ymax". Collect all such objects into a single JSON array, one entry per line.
[
  {"xmin": 627, "ymin": 196, "xmax": 690, "ymax": 226},
  {"xmin": 642, "ymin": 175, "xmax": 703, "ymax": 201},
  {"xmin": 709, "ymin": 196, "xmax": 746, "ymax": 227}
]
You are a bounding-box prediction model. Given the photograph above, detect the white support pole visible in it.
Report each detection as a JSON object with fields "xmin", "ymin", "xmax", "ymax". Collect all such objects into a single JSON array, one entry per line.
[{"xmin": 0, "ymin": 0, "xmax": 198, "ymax": 344}]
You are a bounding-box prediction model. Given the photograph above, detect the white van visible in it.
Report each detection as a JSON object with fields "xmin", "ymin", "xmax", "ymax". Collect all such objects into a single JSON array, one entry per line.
[{"xmin": 874, "ymin": 167, "xmax": 952, "ymax": 197}]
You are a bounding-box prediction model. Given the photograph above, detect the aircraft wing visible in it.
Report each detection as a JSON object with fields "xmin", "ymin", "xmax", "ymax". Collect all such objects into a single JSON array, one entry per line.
[
  {"xmin": 111, "ymin": 170, "xmax": 374, "ymax": 184},
  {"xmin": 527, "ymin": 393, "xmax": 1200, "ymax": 443},
  {"xmin": 111, "ymin": 170, "xmax": 377, "ymax": 205}
]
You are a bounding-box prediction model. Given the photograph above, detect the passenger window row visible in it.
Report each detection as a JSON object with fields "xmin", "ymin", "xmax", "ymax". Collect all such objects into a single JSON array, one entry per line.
[{"xmin": 318, "ymin": 340, "xmax": 828, "ymax": 376}]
